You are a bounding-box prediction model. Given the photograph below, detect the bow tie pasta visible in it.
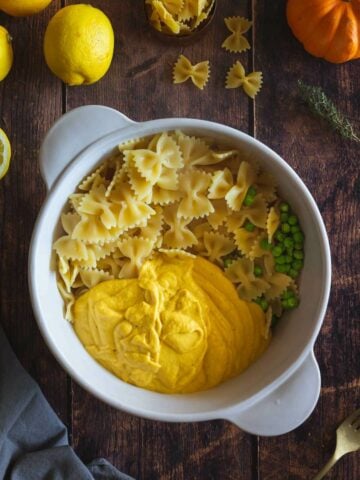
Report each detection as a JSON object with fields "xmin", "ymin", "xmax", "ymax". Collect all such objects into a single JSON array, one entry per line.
[
  {"xmin": 53, "ymin": 130, "xmax": 305, "ymax": 338},
  {"xmin": 145, "ymin": 0, "xmax": 216, "ymax": 36}
]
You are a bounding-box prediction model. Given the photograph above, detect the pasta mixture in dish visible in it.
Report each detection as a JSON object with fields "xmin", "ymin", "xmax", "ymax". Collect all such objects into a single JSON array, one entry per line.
[{"xmin": 53, "ymin": 130, "xmax": 304, "ymax": 391}]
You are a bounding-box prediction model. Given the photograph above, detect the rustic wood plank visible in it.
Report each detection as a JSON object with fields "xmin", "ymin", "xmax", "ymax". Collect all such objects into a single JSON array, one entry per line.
[
  {"xmin": 1, "ymin": 0, "xmax": 358, "ymax": 478},
  {"xmin": 253, "ymin": 1, "xmax": 360, "ymax": 478},
  {"xmin": 66, "ymin": 1, "xmax": 257, "ymax": 478},
  {"xmin": 0, "ymin": 3, "xmax": 68, "ymax": 421}
]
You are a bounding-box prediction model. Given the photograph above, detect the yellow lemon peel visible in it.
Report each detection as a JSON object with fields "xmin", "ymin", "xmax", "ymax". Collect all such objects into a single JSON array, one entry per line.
[
  {"xmin": 44, "ymin": 4, "xmax": 114, "ymax": 86},
  {"xmin": 0, "ymin": 128, "xmax": 11, "ymax": 180}
]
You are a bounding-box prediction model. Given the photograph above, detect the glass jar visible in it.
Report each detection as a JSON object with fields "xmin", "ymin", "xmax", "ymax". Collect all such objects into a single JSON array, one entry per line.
[{"xmin": 144, "ymin": 0, "xmax": 217, "ymax": 44}]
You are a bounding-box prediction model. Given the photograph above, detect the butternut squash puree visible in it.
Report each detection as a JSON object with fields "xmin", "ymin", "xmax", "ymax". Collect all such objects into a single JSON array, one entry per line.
[{"xmin": 73, "ymin": 255, "xmax": 270, "ymax": 393}]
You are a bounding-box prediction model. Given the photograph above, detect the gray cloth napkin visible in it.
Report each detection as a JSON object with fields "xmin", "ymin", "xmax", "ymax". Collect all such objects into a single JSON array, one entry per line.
[{"xmin": 0, "ymin": 323, "xmax": 134, "ymax": 480}]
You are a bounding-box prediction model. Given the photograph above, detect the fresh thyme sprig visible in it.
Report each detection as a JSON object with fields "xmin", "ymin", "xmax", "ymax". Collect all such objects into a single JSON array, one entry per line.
[{"xmin": 298, "ymin": 80, "xmax": 360, "ymax": 143}]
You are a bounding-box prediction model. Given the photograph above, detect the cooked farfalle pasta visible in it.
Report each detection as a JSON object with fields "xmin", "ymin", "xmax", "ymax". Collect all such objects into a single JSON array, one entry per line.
[
  {"xmin": 163, "ymin": 204, "xmax": 198, "ymax": 249},
  {"xmin": 173, "ymin": 55, "xmax": 210, "ymax": 90},
  {"xmin": 225, "ymin": 161, "xmax": 257, "ymax": 211},
  {"xmin": 234, "ymin": 227, "xmax": 259, "ymax": 257},
  {"xmin": 96, "ymin": 256, "xmax": 125, "ymax": 278},
  {"xmin": 208, "ymin": 168, "xmax": 233, "ymax": 199},
  {"xmin": 138, "ymin": 205, "xmax": 164, "ymax": 243},
  {"xmin": 79, "ymin": 269, "xmax": 114, "ymax": 289},
  {"xmin": 78, "ymin": 164, "xmax": 107, "ymax": 192},
  {"xmin": 264, "ymin": 272, "xmax": 292, "ymax": 301},
  {"xmin": 61, "ymin": 212, "xmax": 81, "ymax": 235},
  {"xmin": 202, "ymin": 231, "xmax": 236, "ymax": 264},
  {"xmin": 249, "ymin": 233, "xmax": 273, "ymax": 259},
  {"xmin": 158, "ymin": 248, "xmax": 195, "ymax": 259},
  {"xmin": 58, "ymin": 257, "xmax": 79, "ymax": 293},
  {"xmin": 176, "ymin": 131, "xmax": 213, "ymax": 167},
  {"xmin": 226, "ymin": 194, "xmax": 268, "ymax": 231},
  {"xmin": 266, "ymin": 206, "xmax": 280, "ymax": 243},
  {"xmin": 54, "ymin": 129, "xmax": 303, "ymax": 327},
  {"xmin": 222, "ymin": 16, "xmax": 252, "ymax": 53},
  {"xmin": 178, "ymin": 170, "xmax": 214, "ymax": 218},
  {"xmin": 226, "ymin": 61, "xmax": 263, "ymax": 99},
  {"xmin": 225, "ymin": 257, "xmax": 270, "ymax": 302},
  {"xmin": 207, "ymin": 199, "xmax": 229, "ymax": 230},
  {"xmin": 118, "ymin": 237, "xmax": 155, "ymax": 278},
  {"xmin": 56, "ymin": 278, "xmax": 76, "ymax": 322}
]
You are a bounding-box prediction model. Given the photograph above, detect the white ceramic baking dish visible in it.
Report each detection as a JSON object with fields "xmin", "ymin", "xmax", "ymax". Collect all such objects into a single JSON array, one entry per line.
[{"xmin": 28, "ymin": 106, "xmax": 331, "ymax": 436}]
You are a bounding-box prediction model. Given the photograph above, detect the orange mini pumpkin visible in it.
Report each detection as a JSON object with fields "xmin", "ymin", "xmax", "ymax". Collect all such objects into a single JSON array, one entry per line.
[{"xmin": 287, "ymin": 0, "xmax": 360, "ymax": 63}]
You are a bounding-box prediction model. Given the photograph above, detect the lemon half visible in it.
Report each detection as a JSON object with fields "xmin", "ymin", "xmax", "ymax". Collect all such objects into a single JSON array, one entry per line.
[
  {"xmin": 0, "ymin": 128, "xmax": 11, "ymax": 179},
  {"xmin": 44, "ymin": 4, "xmax": 114, "ymax": 86}
]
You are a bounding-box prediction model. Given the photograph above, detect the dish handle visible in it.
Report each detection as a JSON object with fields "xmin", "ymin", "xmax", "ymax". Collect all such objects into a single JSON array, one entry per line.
[
  {"xmin": 39, "ymin": 105, "xmax": 135, "ymax": 191},
  {"xmin": 224, "ymin": 351, "xmax": 321, "ymax": 436}
]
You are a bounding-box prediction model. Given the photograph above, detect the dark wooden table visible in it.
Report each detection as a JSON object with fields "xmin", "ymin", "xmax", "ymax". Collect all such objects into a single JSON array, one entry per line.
[{"xmin": 1, "ymin": 1, "xmax": 359, "ymax": 478}]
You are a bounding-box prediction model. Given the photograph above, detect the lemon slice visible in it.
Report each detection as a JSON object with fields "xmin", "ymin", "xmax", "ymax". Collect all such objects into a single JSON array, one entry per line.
[{"xmin": 0, "ymin": 128, "xmax": 11, "ymax": 179}]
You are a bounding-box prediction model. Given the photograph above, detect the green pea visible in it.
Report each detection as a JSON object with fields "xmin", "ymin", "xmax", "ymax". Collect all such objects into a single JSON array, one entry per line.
[
  {"xmin": 260, "ymin": 299, "xmax": 269, "ymax": 311},
  {"xmin": 273, "ymin": 245, "xmax": 283, "ymax": 257},
  {"xmin": 282, "ymin": 289, "xmax": 295, "ymax": 299},
  {"xmin": 223, "ymin": 258, "xmax": 233, "ymax": 268},
  {"xmin": 280, "ymin": 202, "xmax": 289, "ymax": 213},
  {"xmin": 254, "ymin": 266, "xmax": 263, "ymax": 277},
  {"xmin": 247, "ymin": 190, "xmax": 256, "ymax": 200},
  {"xmin": 280, "ymin": 212, "xmax": 289, "ymax": 223},
  {"xmin": 275, "ymin": 264, "xmax": 287, "ymax": 273},
  {"xmin": 284, "ymin": 237, "xmax": 294, "ymax": 248},
  {"xmin": 287, "ymin": 297, "xmax": 299, "ymax": 308},
  {"xmin": 288, "ymin": 215, "xmax": 298, "ymax": 226},
  {"xmin": 248, "ymin": 186, "xmax": 257, "ymax": 196},
  {"xmin": 294, "ymin": 242, "xmax": 303, "ymax": 250},
  {"xmin": 293, "ymin": 250, "xmax": 304, "ymax": 260},
  {"xmin": 285, "ymin": 255, "xmax": 292, "ymax": 264},
  {"xmin": 292, "ymin": 259, "xmax": 303, "ymax": 271},
  {"xmin": 271, "ymin": 315, "xmax": 280, "ymax": 328},
  {"xmin": 254, "ymin": 297, "xmax": 262, "ymax": 305},
  {"xmin": 289, "ymin": 268, "xmax": 298, "ymax": 278},
  {"xmin": 244, "ymin": 195, "xmax": 255, "ymax": 207},
  {"xmin": 291, "ymin": 225, "xmax": 300, "ymax": 234},
  {"xmin": 281, "ymin": 223, "xmax": 291, "ymax": 233},
  {"xmin": 293, "ymin": 232, "xmax": 304, "ymax": 243},
  {"xmin": 260, "ymin": 239, "xmax": 272, "ymax": 251},
  {"xmin": 282, "ymin": 290, "xmax": 291, "ymax": 299},
  {"xmin": 245, "ymin": 221, "xmax": 255, "ymax": 232},
  {"xmin": 275, "ymin": 255, "xmax": 286, "ymax": 265},
  {"xmin": 283, "ymin": 264, "xmax": 290, "ymax": 273},
  {"xmin": 286, "ymin": 247, "xmax": 294, "ymax": 256},
  {"xmin": 275, "ymin": 231, "xmax": 284, "ymax": 242},
  {"xmin": 281, "ymin": 299, "xmax": 291, "ymax": 309}
]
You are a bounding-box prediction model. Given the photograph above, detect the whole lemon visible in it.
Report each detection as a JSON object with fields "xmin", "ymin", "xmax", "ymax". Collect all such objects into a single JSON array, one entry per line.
[
  {"xmin": 0, "ymin": 0, "xmax": 53, "ymax": 16},
  {"xmin": 44, "ymin": 4, "xmax": 114, "ymax": 86},
  {"xmin": 0, "ymin": 26, "xmax": 13, "ymax": 81}
]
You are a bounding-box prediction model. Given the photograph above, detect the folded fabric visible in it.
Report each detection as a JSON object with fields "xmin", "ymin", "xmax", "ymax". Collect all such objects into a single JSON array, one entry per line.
[{"xmin": 0, "ymin": 323, "xmax": 134, "ymax": 480}]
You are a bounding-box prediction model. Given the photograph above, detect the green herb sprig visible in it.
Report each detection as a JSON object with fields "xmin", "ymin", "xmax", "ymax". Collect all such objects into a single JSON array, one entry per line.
[{"xmin": 298, "ymin": 80, "xmax": 360, "ymax": 143}]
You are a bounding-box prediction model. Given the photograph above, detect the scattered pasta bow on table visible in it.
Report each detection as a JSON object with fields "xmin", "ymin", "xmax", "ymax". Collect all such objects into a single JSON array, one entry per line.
[
  {"xmin": 53, "ymin": 130, "xmax": 305, "ymax": 333},
  {"xmin": 226, "ymin": 61, "xmax": 263, "ymax": 98},
  {"xmin": 168, "ymin": 11, "xmax": 262, "ymax": 97},
  {"xmin": 222, "ymin": 16, "xmax": 253, "ymax": 53},
  {"xmin": 173, "ymin": 55, "xmax": 210, "ymax": 90}
]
